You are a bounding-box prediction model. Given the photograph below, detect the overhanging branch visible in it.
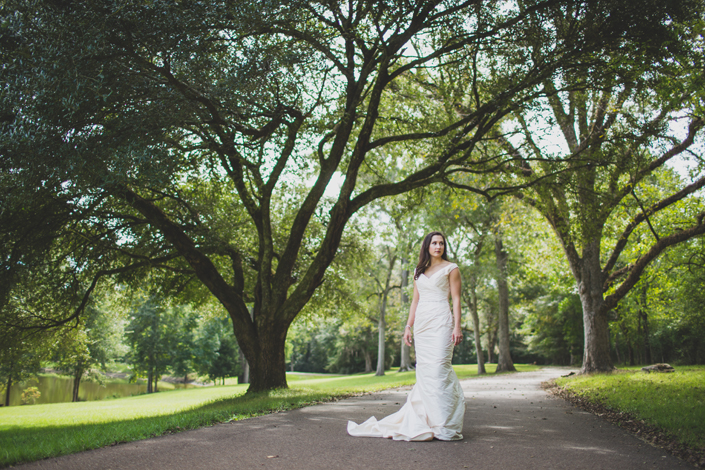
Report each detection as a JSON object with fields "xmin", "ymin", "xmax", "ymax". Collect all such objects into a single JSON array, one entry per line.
[
  {"xmin": 603, "ymin": 212, "xmax": 705, "ymax": 312},
  {"xmin": 4, "ymin": 254, "xmax": 180, "ymax": 331},
  {"xmin": 603, "ymin": 174, "xmax": 705, "ymax": 277},
  {"xmin": 106, "ymin": 184, "xmax": 254, "ymax": 334}
]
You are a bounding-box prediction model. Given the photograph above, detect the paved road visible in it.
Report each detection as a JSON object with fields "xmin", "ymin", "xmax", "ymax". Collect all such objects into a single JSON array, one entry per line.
[{"xmin": 18, "ymin": 368, "xmax": 691, "ymax": 470}]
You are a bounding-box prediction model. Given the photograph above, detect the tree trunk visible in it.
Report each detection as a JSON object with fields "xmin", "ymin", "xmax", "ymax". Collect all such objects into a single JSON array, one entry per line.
[
  {"xmin": 399, "ymin": 255, "xmax": 413, "ymax": 372},
  {"xmin": 636, "ymin": 317, "xmax": 643, "ymax": 365},
  {"xmin": 4, "ymin": 376, "xmax": 11, "ymax": 407},
  {"xmin": 614, "ymin": 332, "xmax": 622, "ymax": 365},
  {"xmin": 581, "ymin": 303, "xmax": 614, "ymax": 372},
  {"xmin": 363, "ymin": 349, "xmax": 373, "ymax": 373},
  {"xmin": 235, "ymin": 306, "xmax": 260, "ymax": 387},
  {"xmin": 239, "ymin": 348, "xmax": 250, "ymax": 384},
  {"xmin": 467, "ymin": 278, "xmax": 486, "ymax": 375},
  {"xmin": 624, "ymin": 325, "xmax": 635, "ymax": 366},
  {"xmin": 618, "ymin": 321, "xmax": 634, "ymax": 366},
  {"xmin": 242, "ymin": 328, "xmax": 288, "ymax": 392},
  {"xmin": 375, "ymin": 296, "xmax": 386, "ymax": 376},
  {"xmin": 628, "ymin": 340, "xmax": 635, "ymax": 366},
  {"xmin": 487, "ymin": 324, "xmax": 496, "ymax": 364},
  {"xmin": 375, "ymin": 254, "xmax": 396, "ymax": 376},
  {"xmin": 147, "ymin": 368, "xmax": 153, "ymax": 394},
  {"xmin": 494, "ymin": 237, "xmax": 516, "ymax": 373},
  {"xmin": 640, "ymin": 285, "xmax": 652, "ymax": 364},
  {"xmin": 578, "ymin": 240, "xmax": 614, "ymax": 373},
  {"xmin": 641, "ymin": 311, "xmax": 652, "ymax": 364},
  {"xmin": 72, "ymin": 368, "xmax": 83, "ymax": 402}
]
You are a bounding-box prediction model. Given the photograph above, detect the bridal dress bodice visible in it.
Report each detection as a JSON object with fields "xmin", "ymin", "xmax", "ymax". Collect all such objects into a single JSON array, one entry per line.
[
  {"xmin": 414, "ymin": 263, "xmax": 457, "ymax": 334},
  {"xmin": 347, "ymin": 262, "xmax": 465, "ymax": 441},
  {"xmin": 416, "ymin": 262, "xmax": 455, "ymax": 302}
]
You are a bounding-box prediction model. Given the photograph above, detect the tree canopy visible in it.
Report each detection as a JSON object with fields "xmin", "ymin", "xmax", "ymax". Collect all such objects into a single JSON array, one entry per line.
[{"xmin": 2, "ymin": 0, "xmax": 704, "ymax": 390}]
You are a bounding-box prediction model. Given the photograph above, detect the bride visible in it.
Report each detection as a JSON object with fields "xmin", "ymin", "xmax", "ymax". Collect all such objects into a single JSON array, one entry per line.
[{"xmin": 347, "ymin": 231, "xmax": 466, "ymax": 441}]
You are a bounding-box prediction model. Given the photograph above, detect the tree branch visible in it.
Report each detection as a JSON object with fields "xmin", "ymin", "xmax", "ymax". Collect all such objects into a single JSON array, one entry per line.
[
  {"xmin": 106, "ymin": 184, "xmax": 254, "ymax": 335},
  {"xmin": 603, "ymin": 174, "xmax": 705, "ymax": 277},
  {"xmin": 603, "ymin": 212, "xmax": 705, "ymax": 312},
  {"xmin": 5, "ymin": 254, "xmax": 180, "ymax": 330}
]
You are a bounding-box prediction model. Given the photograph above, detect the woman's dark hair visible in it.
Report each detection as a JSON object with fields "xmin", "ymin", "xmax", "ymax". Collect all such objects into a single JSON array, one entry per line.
[{"xmin": 414, "ymin": 231, "xmax": 448, "ymax": 280}]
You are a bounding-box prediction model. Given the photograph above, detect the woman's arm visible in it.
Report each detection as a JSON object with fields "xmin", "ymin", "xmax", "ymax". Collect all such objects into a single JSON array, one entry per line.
[
  {"xmin": 449, "ymin": 267, "xmax": 463, "ymax": 346},
  {"xmin": 403, "ymin": 280, "xmax": 420, "ymax": 346}
]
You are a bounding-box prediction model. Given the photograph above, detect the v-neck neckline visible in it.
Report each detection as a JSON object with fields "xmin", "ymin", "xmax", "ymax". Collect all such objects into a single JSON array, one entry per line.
[{"xmin": 422, "ymin": 263, "xmax": 450, "ymax": 279}]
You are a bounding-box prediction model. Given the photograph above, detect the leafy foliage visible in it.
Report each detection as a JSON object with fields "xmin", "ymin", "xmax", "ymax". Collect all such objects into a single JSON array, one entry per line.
[{"xmin": 193, "ymin": 316, "xmax": 242, "ymax": 385}]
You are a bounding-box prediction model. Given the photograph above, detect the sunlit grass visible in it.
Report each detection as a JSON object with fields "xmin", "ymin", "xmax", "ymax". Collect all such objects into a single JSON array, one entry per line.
[
  {"xmin": 0, "ymin": 384, "xmax": 249, "ymax": 431},
  {"xmin": 556, "ymin": 366, "xmax": 705, "ymax": 448},
  {"xmin": 0, "ymin": 364, "xmax": 537, "ymax": 467},
  {"xmin": 0, "ymin": 387, "xmax": 326, "ymax": 467}
]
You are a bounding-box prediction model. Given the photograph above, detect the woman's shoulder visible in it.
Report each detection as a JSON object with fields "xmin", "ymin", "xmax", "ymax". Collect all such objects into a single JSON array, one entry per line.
[
  {"xmin": 443, "ymin": 261, "xmax": 459, "ymax": 273},
  {"xmin": 443, "ymin": 261, "xmax": 460, "ymax": 274}
]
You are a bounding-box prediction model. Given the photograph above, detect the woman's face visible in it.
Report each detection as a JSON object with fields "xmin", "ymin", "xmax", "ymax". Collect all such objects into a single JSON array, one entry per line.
[{"xmin": 428, "ymin": 235, "xmax": 445, "ymax": 258}]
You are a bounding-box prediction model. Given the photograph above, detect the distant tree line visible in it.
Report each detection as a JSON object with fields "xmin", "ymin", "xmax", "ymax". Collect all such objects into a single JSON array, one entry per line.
[{"xmin": 0, "ymin": 287, "xmax": 243, "ymax": 406}]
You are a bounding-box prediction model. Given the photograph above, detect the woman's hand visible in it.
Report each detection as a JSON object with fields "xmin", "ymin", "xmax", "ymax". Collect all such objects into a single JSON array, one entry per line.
[
  {"xmin": 403, "ymin": 326, "xmax": 413, "ymax": 346},
  {"xmin": 452, "ymin": 326, "xmax": 463, "ymax": 346}
]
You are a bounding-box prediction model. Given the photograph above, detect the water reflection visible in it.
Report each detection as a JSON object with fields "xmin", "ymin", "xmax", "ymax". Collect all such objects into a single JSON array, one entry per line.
[{"xmin": 4, "ymin": 375, "xmax": 198, "ymax": 406}]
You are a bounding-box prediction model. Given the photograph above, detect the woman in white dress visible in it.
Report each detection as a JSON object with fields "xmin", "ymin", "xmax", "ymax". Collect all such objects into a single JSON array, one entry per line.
[{"xmin": 347, "ymin": 231, "xmax": 465, "ymax": 441}]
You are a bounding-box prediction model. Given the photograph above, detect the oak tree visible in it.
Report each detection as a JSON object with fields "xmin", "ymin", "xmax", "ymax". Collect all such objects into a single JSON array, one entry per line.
[{"xmin": 2, "ymin": 0, "xmax": 649, "ymax": 389}]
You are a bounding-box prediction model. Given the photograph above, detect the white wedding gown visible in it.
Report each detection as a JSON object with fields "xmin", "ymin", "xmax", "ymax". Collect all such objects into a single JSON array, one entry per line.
[{"xmin": 347, "ymin": 263, "xmax": 465, "ymax": 441}]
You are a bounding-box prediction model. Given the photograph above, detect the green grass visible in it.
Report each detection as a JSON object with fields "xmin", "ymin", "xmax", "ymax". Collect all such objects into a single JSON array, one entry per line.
[
  {"xmin": 555, "ymin": 365, "xmax": 705, "ymax": 448},
  {"xmin": 0, "ymin": 364, "xmax": 537, "ymax": 467}
]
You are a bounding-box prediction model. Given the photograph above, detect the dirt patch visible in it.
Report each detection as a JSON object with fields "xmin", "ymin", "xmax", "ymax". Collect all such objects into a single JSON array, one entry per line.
[{"xmin": 543, "ymin": 379, "xmax": 705, "ymax": 468}]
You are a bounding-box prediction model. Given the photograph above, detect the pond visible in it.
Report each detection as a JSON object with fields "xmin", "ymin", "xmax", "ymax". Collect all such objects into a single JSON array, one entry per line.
[{"xmin": 3, "ymin": 375, "xmax": 198, "ymax": 406}]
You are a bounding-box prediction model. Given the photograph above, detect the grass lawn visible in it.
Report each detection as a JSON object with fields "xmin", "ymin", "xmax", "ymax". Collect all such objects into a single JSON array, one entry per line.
[
  {"xmin": 555, "ymin": 365, "xmax": 705, "ymax": 449},
  {"xmin": 0, "ymin": 363, "xmax": 535, "ymax": 467}
]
